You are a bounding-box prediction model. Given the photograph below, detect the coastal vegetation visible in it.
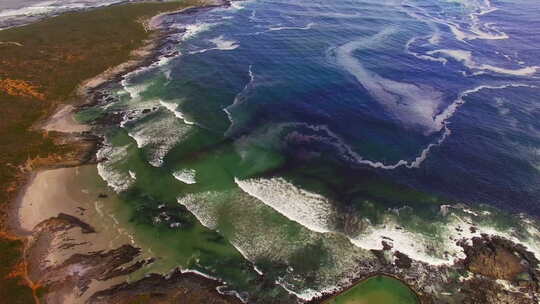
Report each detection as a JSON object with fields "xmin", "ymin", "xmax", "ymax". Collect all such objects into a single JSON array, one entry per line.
[
  {"xmin": 2, "ymin": 0, "xmax": 539, "ymax": 302},
  {"xmin": 0, "ymin": 1, "xmax": 208, "ymax": 302}
]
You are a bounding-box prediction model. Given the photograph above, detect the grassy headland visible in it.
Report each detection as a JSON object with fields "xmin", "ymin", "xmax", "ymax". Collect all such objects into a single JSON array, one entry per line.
[{"xmin": 0, "ymin": 1, "xmax": 212, "ymax": 302}]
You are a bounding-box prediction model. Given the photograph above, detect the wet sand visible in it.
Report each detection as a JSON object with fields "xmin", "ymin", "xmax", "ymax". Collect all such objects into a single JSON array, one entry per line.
[
  {"xmin": 0, "ymin": 1, "xmax": 238, "ymax": 303},
  {"xmin": 12, "ymin": 165, "xmax": 153, "ymax": 303}
]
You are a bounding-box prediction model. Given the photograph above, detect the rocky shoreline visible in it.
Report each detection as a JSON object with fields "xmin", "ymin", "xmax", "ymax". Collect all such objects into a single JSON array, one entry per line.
[
  {"xmin": 5, "ymin": 1, "xmax": 247, "ymax": 303},
  {"xmin": 4, "ymin": 0, "xmax": 540, "ymax": 303},
  {"xmin": 308, "ymin": 234, "xmax": 540, "ymax": 304}
]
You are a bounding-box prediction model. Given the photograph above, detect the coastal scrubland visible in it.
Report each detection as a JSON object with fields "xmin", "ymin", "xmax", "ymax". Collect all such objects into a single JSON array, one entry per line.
[{"xmin": 0, "ymin": 1, "xmax": 206, "ymax": 302}]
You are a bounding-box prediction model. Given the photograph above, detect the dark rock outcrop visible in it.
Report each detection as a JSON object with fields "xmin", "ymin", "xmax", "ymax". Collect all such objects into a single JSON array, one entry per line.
[
  {"xmin": 88, "ymin": 269, "xmax": 243, "ymax": 304},
  {"xmin": 460, "ymin": 235, "xmax": 539, "ymax": 283}
]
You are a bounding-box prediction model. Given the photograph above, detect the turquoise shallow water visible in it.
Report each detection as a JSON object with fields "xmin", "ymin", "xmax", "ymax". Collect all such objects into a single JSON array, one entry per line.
[{"xmin": 73, "ymin": 0, "xmax": 540, "ymax": 301}]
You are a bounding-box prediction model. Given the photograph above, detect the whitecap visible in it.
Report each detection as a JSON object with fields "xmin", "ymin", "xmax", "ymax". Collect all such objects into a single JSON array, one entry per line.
[
  {"xmin": 235, "ymin": 177, "xmax": 339, "ymax": 233},
  {"xmin": 96, "ymin": 144, "xmax": 134, "ymax": 193},
  {"xmin": 173, "ymin": 169, "xmax": 197, "ymax": 184},
  {"xmin": 178, "ymin": 188, "xmax": 373, "ymax": 301},
  {"xmin": 349, "ymin": 218, "xmax": 456, "ymax": 265},
  {"xmin": 229, "ymin": 0, "xmax": 254, "ymax": 10},
  {"xmin": 125, "ymin": 110, "xmax": 192, "ymax": 167},
  {"xmin": 0, "ymin": 0, "xmax": 123, "ymax": 29},
  {"xmin": 177, "ymin": 192, "xmax": 224, "ymax": 230},
  {"xmin": 159, "ymin": 99, "xmax": 196, "ymax": 125},
  {"xmin": 190, "ymin": 35, "xmax": 239, "ymax": 54},
  {"xmin": 181, "ymin": 22, "xmax": 217, "ymax": 41},
  {"xmin": 209, "ymin": 35, "xmax": 239, "ymax": 50}
]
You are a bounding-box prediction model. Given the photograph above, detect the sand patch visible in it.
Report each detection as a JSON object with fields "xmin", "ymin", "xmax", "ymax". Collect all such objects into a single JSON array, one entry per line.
[{"xmin": 42, "ymin": 105, "xmax": 90, "ymax": 133}]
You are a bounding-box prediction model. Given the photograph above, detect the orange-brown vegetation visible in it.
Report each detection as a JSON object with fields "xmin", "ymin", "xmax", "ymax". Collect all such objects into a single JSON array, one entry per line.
[
  {"xmin": 0, "ymin": 79, "xmax": 45, "ymax": 100},
  {"xmin": 0, "ymin": 2, "xmax": 206, "ymax": 303}
]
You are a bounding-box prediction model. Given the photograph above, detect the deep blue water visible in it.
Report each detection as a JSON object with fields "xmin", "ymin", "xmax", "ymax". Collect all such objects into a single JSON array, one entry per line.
[
  {"xmin": 74, "ymin": 0, "xmax": 540, "ymax": 300},
  {"xmin": 155, "ymin": 0, "xmax": 540, "ymax": 213}
]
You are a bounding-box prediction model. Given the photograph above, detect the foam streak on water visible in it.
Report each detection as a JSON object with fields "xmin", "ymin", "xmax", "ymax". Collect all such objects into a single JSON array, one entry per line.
[
  {"xmin": 79, "ymin": 0, "xmax": 540, "ymax": 300},
  {"xmin": 333, "ymin": 27, "xmax": 445, "ymax": 134}
]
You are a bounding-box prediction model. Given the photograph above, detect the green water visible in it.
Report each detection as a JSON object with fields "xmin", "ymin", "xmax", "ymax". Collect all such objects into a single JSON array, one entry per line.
[
  {"xmin": 76, "ymin": 15, "xmax": 540, "ymax": 300},
  {"xmin": 326, "ymin": 275, "xmax": 419, "ymax": 304}
]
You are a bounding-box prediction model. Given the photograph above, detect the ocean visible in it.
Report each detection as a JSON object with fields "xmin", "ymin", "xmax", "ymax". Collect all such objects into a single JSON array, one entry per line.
[
  {"xmin": 5, "ymin": 0, "xmax": 540, "ymax": 301},
  {"xmin": 0, "ymin": 0, "xmax": 140, "ymax": 29}
]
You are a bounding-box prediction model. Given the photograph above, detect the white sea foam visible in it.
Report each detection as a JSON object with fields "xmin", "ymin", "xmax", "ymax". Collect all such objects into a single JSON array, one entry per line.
[
  {"xmin": 446, "ymin": 21, "xmax": 507, "ymax": 42},
  {"xmin": 330, "ymin": 27, "xmax": 537, "ymax": 170},
  {"xmin": 350, "ymin": 218, "xmax": 456, "ymax": 265},
  {"xmin": 428, "ymin": 49, "xmax": 539, "ymax": 76},
  {"xmin": 232, "ymin": 172, "xmax": 540, "ymax": 268},
  {"xmin": 216, "ymin": 286, "xmax": 248, "ymax": 303},
  {"xmin": 277, "ymin": 280, "xmax": 339, "ymax": 302},
  {"xmin": 405, "ymin": 37, "xmax": 447, "ymax": 64},
  {"xmin": 96, "ymin": 144, "xmax": 134, "ymax": 193},
  {"xmin": 0, "ymin": 0, "xmax": 124, "ymax": 29},
  {"xmin": 177, "ymin": 192, "xmax": 222, "ymax": 230},
  {"xmin": 253, "ymin": 22, "xmax": 316, "ymax": 35},
  {"xmin": 428, "ymin": 30, "xmax": 441, "ymax": 45},
  {"xmin": 348, "ymin": 202, "xmax": 540, "ymax": 268},
  {"xmin": 178, "ymin": 188, "xmax": 372, "ymax": 301},
  {"xmin": 117, "ymin": 49, "xmax": 178, "ymax": 101},
  {"xmin": 403, "ymin": 0, "xmax": 508, "ymax": 42},
  {"xmin": 126, "ymin": 110, "xmax": 192, "ymax": 167},
  {"xmin": 494, "ymin": 97, "xmax": 510, "ymax": 116},
  {"xmin": 268, "ymin": 22, "xmax": 315, "ymax": 32},
  {"xmin": 181, "ymin": 22, "xmax": 216, "ymax": 41},
  {"xmin": 173, "ymin": 169, "xmax": 197, "ymax": 184},
  {"xmin": 190, "ymin": 35, "xmax": 239, "ymax": 54},
  {"xmin": 233, "ymin": 175, "xmax": 457, "ymax": 265},
  {"xmin": 432, "ymin": 83, "xmax": 533, "ymax": 131},
  {"xmin": 229, "ymin": 0, "xmax": 254, "ymax": 10},
  {"xmin": 0, "ymin": 1, "xmax": 57, "ymax": 18},
  {"xmin": 120, "ymin": 78, "xmax": 152, "ymax": 100},
  {"xmin": 224, "ymin": 65, "xmax": 255, "ymax": 136},
  {"xmin": 235, "ymin": 177, "xmax": 338, "ymax": 233},
  {"xmin": 334, "ymin": 27, "xmax": 444, "ymax": 135},
  {"xmin": 439, "ymin": 206, "xmax": 540, "ymax": 270},
  {"xmin": 159, "ymin": 100, "xmax": 196, "ymax": 125},
  {"xmin": 285, "ymin": 122, "xmax": 410, "ymax": 169},
  {"xmin": 181, "ymin": 269, "xmax": 220, "ymax": 281},
  {"xmin": 209, "ymin": 35, "xmax": 239, "ymax": 50},
  {"xmin": 248, "ymin": 9, "xmax": 257, "ymax": 22}
]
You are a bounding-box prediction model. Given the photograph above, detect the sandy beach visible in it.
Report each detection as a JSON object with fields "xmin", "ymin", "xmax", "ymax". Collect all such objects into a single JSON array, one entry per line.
[
  {"xmin": 0, "ymin": 1, "xmax": 242, "ymax": 303},
  {"xmin": 11, "ymin": 165, "xmax": 149, "ymax": 303},
  {"xmin": 41, "ymin": 105, "xmax": 90, "ymax": 134}
]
